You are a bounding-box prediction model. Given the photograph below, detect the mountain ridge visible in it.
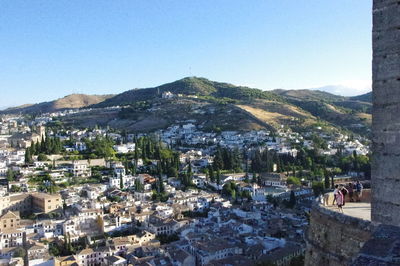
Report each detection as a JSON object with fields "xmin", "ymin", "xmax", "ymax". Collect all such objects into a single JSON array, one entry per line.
[
  {"xmin": 1, "ymin": 93, "xmax": 114, "ymax": 115},
  {"xmin": 1, "ymin": 77, "xmax": 372, "ymax": 136},
  {"xmin": 3, "ymin": 78, "xmax": 372, "ymax": 113},
  {"xmin": 94, "ymin": 77, "xmax": 283, "ymax": 108}
]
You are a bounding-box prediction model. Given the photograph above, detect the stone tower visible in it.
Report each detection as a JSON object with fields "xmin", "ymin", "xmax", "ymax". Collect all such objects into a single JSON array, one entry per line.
[{"xmin": 372, "ymin": 0, "xmax": 400, "ymax": 226}]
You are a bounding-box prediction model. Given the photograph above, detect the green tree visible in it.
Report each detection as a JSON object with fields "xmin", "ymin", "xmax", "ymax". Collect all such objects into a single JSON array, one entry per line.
[
  {"xmin": 12, "ymin": 247, "xmax": 26, "ymax": 258},
  {"xmin": 6, "ymin": 169, "xmax": 15, "ymax": 182},
  {"xmin": 213, "ymin": 148, "xmax": 224, "ymax": 170},
  {"xmin": 231, "ymin": 189, "xmax": 236, "ymax": 200},
  {"xmin": 10, "ymin": 185, "xmax": 21, "ymax": 192},
  {"xmin": 244, "ymin": 174, "xmax": 249, "ymax": 184},
  {"xmin": 167, "ymin": 166, "xmax": 178, "ymax": 177},
  {"xmin": 216, "ymin": 169, "xmax": 221, "ymax": 186},
  {"xmin": 288, "ymin": 190, "xmax": 296, "ymax": 208},
  {"xmin": 40, "ymin": 135, "xmax": 46, "ymax": 153},
  {"xmin": 35, "ymin": 141, "xmax": 40, "ymax": 155},
  {"xmin": 85, "ymin": 136, "xmax": 116, "ymax": 159},
  {"xmin": 208, "ymin": 165, "xmax": 215, "ymax": 183},
  {"xmin": 120, "ymin": 175, "xmax": 124, "ymax": 190},
  {"xmin": 324, "ymin": 174, "xmax": 330, "ymax": 189},
  {"xmin": 25, "ymin": 148, "xmax": 33, "ymax": 164},
  {"xmin": 37, "ymin": 153, "xmax": 48, "ymax": 161},
  {"xmin": 251, "ymin": 172, "xmax": 257, "ymax": 183},
  {"xmin": 287, "ymin": 176, "xmax": 301, "ymax": 186},
  {"xmin": 186, "ymin": 161, "xmax": 193, "ymax": 183},
  {"xmin": 135, "ymin": 179, "xmax": 144, "ymax": 192},
  {"xmin": 312, "ymin": 181, "xmax": 325, "ymax": 197},
  {"xmin": 29, "ymin": 142, "xmax": 36, "ymax": 156}
]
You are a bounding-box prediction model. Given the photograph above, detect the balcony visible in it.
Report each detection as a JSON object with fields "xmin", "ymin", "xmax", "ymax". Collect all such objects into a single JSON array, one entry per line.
[{"xmin": 320, "ymin": 189, "xmax": 371, "ymax": 221}]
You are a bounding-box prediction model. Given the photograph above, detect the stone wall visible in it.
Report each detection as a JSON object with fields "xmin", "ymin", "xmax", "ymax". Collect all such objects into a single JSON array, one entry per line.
[
  {"xmin": 305, "ymin": 195, "xmax": 375, "ymax": 266},
  {"xmin": 372, "ymin": 0, "xmax": 400, "ymax": 226},
  {"xmin": 352, "ymin": 224, "xmax": 400, "ymax": 265}
]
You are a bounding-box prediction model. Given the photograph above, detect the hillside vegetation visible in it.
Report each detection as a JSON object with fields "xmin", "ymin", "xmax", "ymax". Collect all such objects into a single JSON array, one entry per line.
[
  {"xmin": 91, "ymin": 77, "xmax": 371, "ymax": 135},
  {"xmin": 94, "ymin": 77, "xmax": 282, "ymax": 108},
  {"xmin": 3, "ymin": 77, "xmax": 372, "ymax": 135},
  {"xmin": 272, "ymin": 88, "xmax": 372, "ymax": 134}
]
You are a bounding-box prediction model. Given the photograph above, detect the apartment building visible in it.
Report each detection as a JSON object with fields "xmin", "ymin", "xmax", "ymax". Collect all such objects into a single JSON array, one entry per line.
[
  {"xmin": 0, "ymin": 211, "xmax": 20, "ymax": 232},
  {"xmin": 31, "ymin": 192, "xmax": 62, "ymax": 213},
  {"xmin": 0, "ymin": 192, "xmax": 62, "ymax": 215}
]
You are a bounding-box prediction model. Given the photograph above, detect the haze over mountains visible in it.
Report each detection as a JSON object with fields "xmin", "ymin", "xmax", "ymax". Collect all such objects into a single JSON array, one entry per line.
[
  {"xmin": 310, "ymin": 84, "xmax": 371, "ymax": 97},
  {"xmin": 2, "ymin": 77, "xmax": 372, "ymax": 135}
]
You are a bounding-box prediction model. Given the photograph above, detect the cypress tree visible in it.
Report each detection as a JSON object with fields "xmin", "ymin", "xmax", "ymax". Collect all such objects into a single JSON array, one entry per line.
[
  {"xmin": 289, "ymin": 191, "xmax": 296, "ymax": 208},
  {"xmin": 252, "ymin": 172, "xmax": 257, "ymax": 183},
  {"xmin": 40, "ymin": 135, "xmax": 46, "ymax": 153},
  {"xmin": 158, "ymin": 176, "xmax": 165, "ymax": 193},
  {"xmin": 216, "ymin": 169, "xmax": 221, "ymax": 186},
  {"xmin": 213, "ymin": 147, "xmax": 224, "ymax": 170},
  {"xmin": 45, "ymin": 132, "xmax": 51, "ymax": 154},
  {"xmin": 141, "ymin": 140, "xmax": 146, "ymax": 160},
  {"xmin": 35, "ymin": 141, "xmax": 40, "ymax": 155},
  {"xmin": 30, "ymin": 142, "xmax": 36, "ymax": 155},
  {"xmin": 208, "ymin": 164, "xmax": 215, "ymax": 183},
  {"xmin": 120, "ymin": 175, "xmax": 124, "ymax": 189},
  {"xmin": 134, "ymin": 142, "xmax": 139, "ymax": 163},
  {"xmin": 25, "ymin": 148, "xmax": 32, "ymax": 164}
]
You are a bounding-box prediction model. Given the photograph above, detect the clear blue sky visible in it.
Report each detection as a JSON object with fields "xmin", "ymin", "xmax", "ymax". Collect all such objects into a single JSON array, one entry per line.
[{"xmin": 0, "ymin": 0, "xmax": 372, "ymax": 108}]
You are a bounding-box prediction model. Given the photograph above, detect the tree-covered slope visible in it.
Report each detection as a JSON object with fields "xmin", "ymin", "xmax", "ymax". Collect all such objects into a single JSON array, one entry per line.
[
  {"xmin": 2, "ymin": 77, "xmax": 373, "ymax": 136},
  {"xmin": 94, "ymin": 77, "xmax": 282, "ymax": 107}
]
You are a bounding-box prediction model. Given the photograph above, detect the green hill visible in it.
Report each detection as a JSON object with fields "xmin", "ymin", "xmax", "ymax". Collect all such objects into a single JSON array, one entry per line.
[
  {"xmin": 3, "ymin": 77, "xmax": 372, "ymax": 136},
  {"xmin": 94, "ymin": 77, "xmax": 282, "ymax": 107},
  {"xmin": 272, "ymin": 89, "xmax": 371, "ymax": 135}
]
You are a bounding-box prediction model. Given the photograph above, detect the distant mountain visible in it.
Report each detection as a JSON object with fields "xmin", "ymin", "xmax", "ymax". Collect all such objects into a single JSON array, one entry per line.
[
  {"xmin": 0, "ymin": 106, "xmax": 12, "ymax": 111},
  {"xmin": 272, "ymin": 89, "xmax": 346, "ymax": 102},
  {"xmin": 350, "ymin": 92, "xmax": 372, "ymax": 102},
  {"xmin": 1, "ymin": 94, "xmax": 114, "ymax": 114},
  {"xmin": 310, "ymin": 85, "xmax": 371, "ymax": 97}
]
